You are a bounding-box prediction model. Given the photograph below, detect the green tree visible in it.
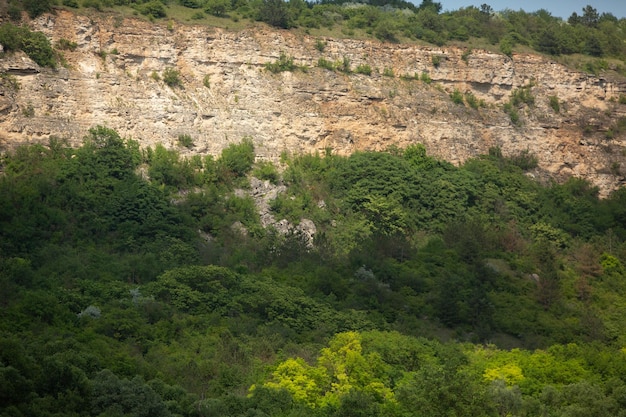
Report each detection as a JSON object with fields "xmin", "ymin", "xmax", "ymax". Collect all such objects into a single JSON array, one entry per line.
[
  {"xmin": 90, "ymin": 370, "xmax": 172, "ymax": 417},
  {"xmin": 205, "ymin": 0, "xmax": 231, "ymax": 16},
  {"xmin": 581, "ymin": 5, "xmax": 599, "ymax": 27},
  {"xmin": 258, "ymin": 0, "xmax": 291, "ymax": 29}
]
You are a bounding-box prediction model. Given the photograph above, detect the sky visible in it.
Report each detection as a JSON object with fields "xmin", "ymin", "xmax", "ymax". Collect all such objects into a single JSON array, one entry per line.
[{"xmin": 433, "ymin": 1, "xmax": 626, "ymax": 19}]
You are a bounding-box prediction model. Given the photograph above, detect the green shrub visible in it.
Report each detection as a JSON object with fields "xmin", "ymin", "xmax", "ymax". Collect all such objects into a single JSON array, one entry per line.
[
  {"xmin": 461, "ymin": 48, "xmax": 472, "ymax": 63},
  {"xmin": 253, "ymin": 161, "xmax": 280, "ymax": 184},
  {"xmin": 317, "ymin": 57, "xmax": 335, "ymax": 71},
  {"xmin": 22, "ymin": 103, "xmax": 34, "ymax": 118},
  {"xmin": 338, "ymin": 56, "xmax": 351, "ymax": 73},
  {"xmin": 258, "ymin": 0, "xmax": 291, "ymax": 29},
  {"xmin": 464, "ymin": 92, "xmax": 482, "ymax": 109},
  {"xmin": 432, "ymin": 55, "xmax": 441, "ymax": 68},
  {"xmin": 374, "ymin": 20, "xmax": 398, "ymax": 42},
  {"xmin": 162, "ymin": 68, "xmax": 182, "ymax": 87},
  {"xmin": 82, "ymin": 0, "xmax": 103, "ymax": 11},
  {"xmin": 219, "ymin": 137, "xmax": 255, "ymax": 178},
  {"xmin": 508, "ymin": 149, "xmax": 538, "ymax": 170},
  {"xmin": 8, "ymin": 3, "xmax": 22, "ymax": 21},
  {"xmin": 420, "ymin": 72, "xmax": 432, "ymax": 83},
  {"xmin": 0, "ymin": 73, "xmax": 20, "ymax": 91},
  {"xmin": 355, "ymin": 64, "xmax": 372, "ymax": 75},
  {"xmin": 178, "ymin": 134, "xmax": 194, "ymax": 149},
  {"xmin": 510, "ymin": 86, "xmax": 535, "ymax": 107},
  {"xmin": 315, "ymin": 39, "xmax": 326, "ymax": 52},
  {"xmin": 611, "ymin": 162, "xmax": 620, "ymax": 174},
  {"xmin": 205, "ymin": 0, "xmax": 231, "ymax": 17},
  {"xmin": 63, "ymin": 0, "xmax": 80, "ymax": 7},
  {"xmin": 382, "ymin": 67, "xmax": 394, "ymax": 77},
  {"xmin": 139, "ymin": 1, "xmax": 167, "ymax": 18},
  {"xmin": 180, "ymin": 0, "xmax": 202, "ymax": 8},
  {"xmin": 203, "ymin": 74, "xmax": 210, "ymax": 88},
  {"xmin": 549, "ymin": 95, "xmax": 560, "ymax": 113},
  {"xmin": 504, "ymin": 103, "xmax": 520, "ymax": 125},
  {"xmin": 55, "ymin": 38, "xmax": 78, "ymax": 51},
  {"xmin": 619, "ymin": 95, "xmax": 626, "ymax": 105},
  {"xmin": 0, "ymin": 23, "xmax": 56, "ymax": 68},
  {"xmin": 500, "ymin": 38, "xmax": 513, "ymax": 57},
  {"xmin": 450, "ymin": 89, "xmax": 464, "ymax": 105},
  {"xmin": 265, "ymin": 52, "xmax": 297, "ymax": 73},
  {"xmin": 191, "ymin": 11, "xmax": 205, "ymax": 20}
]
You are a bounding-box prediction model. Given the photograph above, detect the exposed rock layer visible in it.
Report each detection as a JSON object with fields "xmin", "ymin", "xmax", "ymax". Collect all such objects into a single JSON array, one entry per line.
[{"xmin": 1, "ymin": 10, "xmax": 626, "ymax": 194}]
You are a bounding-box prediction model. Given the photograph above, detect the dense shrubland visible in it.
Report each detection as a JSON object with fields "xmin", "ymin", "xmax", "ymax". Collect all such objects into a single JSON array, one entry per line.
[{"xmin": 2, "ymin": 126, "xmax": 626, "ymax": 416}]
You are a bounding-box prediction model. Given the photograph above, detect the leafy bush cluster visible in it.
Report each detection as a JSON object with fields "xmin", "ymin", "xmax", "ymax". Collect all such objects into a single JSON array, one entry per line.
[
  {"xmin": 503, "ymin": 84, "xmax": 535, "ymax": 125},
  {"xmin": 264, "ymin": 52, "xmax": 302, "ymax": 73},
  {"xmin": 2, "ymin": 127, "xmax": 626, "ymax": 417},
  {"xmin": 162, "ymin": 67, "xmax": 182, "ymax": 87},
  {"xmin": 0, "ymin": 23, "xmax": 56, "ymax": 67}
]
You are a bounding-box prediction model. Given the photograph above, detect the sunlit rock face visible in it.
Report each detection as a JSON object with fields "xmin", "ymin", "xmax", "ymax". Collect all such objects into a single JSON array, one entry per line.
[{"xmin": 1, "ymin": 10, "xmax": 625, "ymax": 194}]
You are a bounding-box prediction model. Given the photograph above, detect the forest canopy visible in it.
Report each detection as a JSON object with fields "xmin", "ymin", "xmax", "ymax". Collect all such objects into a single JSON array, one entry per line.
[{"xmin": 1, "ymin": 127, "xmax": 626, "ymax": 416}]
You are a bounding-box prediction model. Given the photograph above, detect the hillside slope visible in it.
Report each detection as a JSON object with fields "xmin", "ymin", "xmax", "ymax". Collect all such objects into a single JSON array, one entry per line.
[{"xmin": 1, "ymin": 10, "xmax": 626, "ymax": 193}]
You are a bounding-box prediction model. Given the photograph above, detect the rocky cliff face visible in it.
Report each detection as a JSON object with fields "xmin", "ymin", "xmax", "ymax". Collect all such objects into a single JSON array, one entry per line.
[{"xmin": 1, "ymin": 10, "xmax": 626, "ymax": 194}]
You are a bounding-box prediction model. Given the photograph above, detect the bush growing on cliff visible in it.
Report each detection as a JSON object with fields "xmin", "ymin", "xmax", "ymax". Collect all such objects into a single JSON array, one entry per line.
[
  {"xmin": 0, "ymin": 23, "xmax": 56, "ymax": 68},
  {"xmin": 264, "ymin": 52, "xmax": 298, "ymax": 73},
  {"xmin": 355, "ymin": 64, "xmax": 372, "ymax": 75},
  {"xmin": 162, "ymin": 68, "xmax": 182, "ymax": 87},
  {"xmin": 219, "ymin": 137, "xmax": 255, "ymax": 178},
  {"xmin": 549, "ymin": 95, "xmax": 560, "ymax": 113},
  {"xmin": 138, "ymin": 1, "xmax": 167, "ymax": 19},
  {"xmin": 450, "ymin": 88, "xmax": 464, "ymax": 105}
]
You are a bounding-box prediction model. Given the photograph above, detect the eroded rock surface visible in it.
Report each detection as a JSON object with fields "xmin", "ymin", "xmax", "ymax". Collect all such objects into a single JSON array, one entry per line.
[{"xmin": 1, "ymin": 11, "xmax": 626, "ymax": 194}]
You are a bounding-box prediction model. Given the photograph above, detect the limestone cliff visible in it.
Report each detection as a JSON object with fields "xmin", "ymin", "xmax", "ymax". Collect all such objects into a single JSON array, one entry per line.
[{"xmin": 1, "ymin": 10, "xmax": 626, "ymax": 194}]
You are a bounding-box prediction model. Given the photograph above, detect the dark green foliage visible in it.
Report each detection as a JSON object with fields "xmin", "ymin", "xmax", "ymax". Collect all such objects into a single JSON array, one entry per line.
[
  {"xmin": 50, "ymin": 1, "xmax": 626, "ymax": 61},
  {"xmin": 23, "ymin": 0, "xmax": 53, "ymax": 18},
  {"xmin": 205, "ymin": 0, "xmax": 231, "ymax": 17},
  {"xmin": 3, "ymin": 127, "xmax": 626, "ymax": 417},
  {"xmin": 355, "ymin": 64, "xmax": 372, "ymax": 75},
  {"xmin": 258, "ymin": 0, "xmax": 291, "ymax": 29},
  {"xmin": 264, "ymin": 52, "xmax": 298, "ymax": 73},
  {"xmin": 465, "ymin": 91, "xmax": 483, "ymax": 109},
  {"xmin": 91, "ymin": 370, "xmax": 171, "ymax": 417},
  {"xmin": 55, "ymin": 38, "xmax": 78, "ymax": 51},
  {"xmin": 253, "ymin": 161, "xmax": 280, "ymax": 184},
  {"xmin": 7, "ymin": 2, "xmax": 22, "ymax": 21},
  {"xmin": 82, "ymin": 0, "xmax": 103, "ymax": 11},
  {"xmin": 140, "ymin": 1, "xmax": 168, "ymax": 18},
  {"xmin": 549, "ymin": 95, "xmax": 560, "ymax": 112},
  {"xmin": 0, "ymin": 23, "xmax": 56, "ymax": 68},
  {"xmin": 63, "ymin": 0, "xmax": 80, "ymax": 8},
  {"xmin": 162, "ymin": 68, "xmax": 182, "ymax": 87},
  {"xmin": 450, "ymin": 88, "xmax": 464, "ymax": 105},
  {"xmin": 317, "ymin": 57, "xmax": 335, "ymax": 70},
  {"xmin": 219, "ymin": 137, "xmax": 255, "ymax": 178},
  {"xmin": 177, "ymin": 134, "xmax": 194, "ymax": 148}
]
